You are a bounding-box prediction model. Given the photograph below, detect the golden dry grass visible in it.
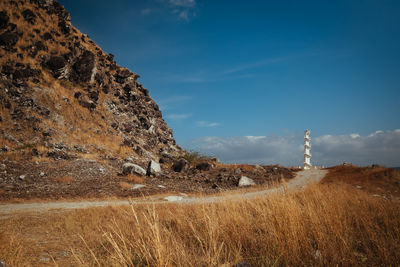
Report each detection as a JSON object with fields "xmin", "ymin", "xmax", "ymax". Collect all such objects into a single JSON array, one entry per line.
[
  {"xmin": 53, "ymin": 176, "xmax": 75, "ymax": 183},
  {"xmin": 322, "ymin": 165, "xmax": 400, "ymax": 197},
  {"xmin": 119, "ymin": 181, "xmax": 133, "ymax": 190},
  {"xmin": 0, "ymin": 183, "xmax": 399, "ymax": 266},
  {"xmin": 124, "ymin": 174, "xmax": 145, "ymax": 183}
]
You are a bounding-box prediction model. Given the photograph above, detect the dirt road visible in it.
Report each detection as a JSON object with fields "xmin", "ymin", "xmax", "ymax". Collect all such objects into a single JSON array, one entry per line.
[{"xmin": 0, "ymin": 169, "xmax": 327, "ymax": 215}]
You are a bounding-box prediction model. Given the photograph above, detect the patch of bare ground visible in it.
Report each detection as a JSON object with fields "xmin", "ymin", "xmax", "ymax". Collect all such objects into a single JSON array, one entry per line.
[{"xmin": 0, "ymin": 155, "xmax": 296, "ymax": 202}]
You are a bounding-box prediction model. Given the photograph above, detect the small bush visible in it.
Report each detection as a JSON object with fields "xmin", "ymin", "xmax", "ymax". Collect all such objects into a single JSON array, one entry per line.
[{"xmin": 181, "ymin": 150, "xmax": 213, "ymax": 164}]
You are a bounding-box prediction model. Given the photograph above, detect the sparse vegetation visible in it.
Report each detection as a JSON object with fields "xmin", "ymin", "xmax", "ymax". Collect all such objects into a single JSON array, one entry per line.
[
  {"xmin": 0, "ymin": 182, "xmax": 399, "ymax": 266},
  {"xmin": 181, "ymin": 150, "xmax": 214, "ymax": 164},
  {"xmin": 322, "ymin": 165, "xmax": 400, "ymax": 197}
]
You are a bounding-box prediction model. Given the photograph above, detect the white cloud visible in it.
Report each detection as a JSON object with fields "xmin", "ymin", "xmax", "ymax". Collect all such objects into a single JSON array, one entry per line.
[
  {"xmin": 196, "ymin": 121, "xmax": 220, "ymax": 127},
  {"xmin": 169, "ymin": 0, "xmax": 195, "ymax": 7},
  {"xmin": 166, "ymin": 113, "xmax": 192, "ymax": 120},
  {"xmin": 168, "ymin": 0, "xmax": 196, "ymax": 20},
  {"xmin": 190, "ymin": 130, "xmax": 400, "ymax": 167},
  {"xmin": 141, "ymin": 8, "xmax": 152, "ymax": 15}
]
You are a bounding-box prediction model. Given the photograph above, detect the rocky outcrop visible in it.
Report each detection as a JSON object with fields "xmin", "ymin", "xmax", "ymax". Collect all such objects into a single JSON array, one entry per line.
[
  {"xmin": 173, "ymin": 159, "xmax": 189, "ymax": 172},
  {"xmin": 147, "ymin": 160, "xmax": 161, "ymax": 176},
  {"xmin": 0, "ymin": 0, "xmax": 182, "ymax": 164}
]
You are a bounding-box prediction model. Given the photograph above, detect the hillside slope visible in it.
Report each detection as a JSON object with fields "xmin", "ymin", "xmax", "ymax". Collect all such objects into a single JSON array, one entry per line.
[{"xmin": 0, "ymin": 0, "xmax": 180, "ymax": 162}]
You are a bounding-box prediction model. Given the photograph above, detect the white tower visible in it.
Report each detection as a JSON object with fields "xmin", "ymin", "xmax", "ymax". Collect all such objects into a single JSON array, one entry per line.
[{"xmin": 304, "ymin": 130, "xmax": 312, "ymax": 169}]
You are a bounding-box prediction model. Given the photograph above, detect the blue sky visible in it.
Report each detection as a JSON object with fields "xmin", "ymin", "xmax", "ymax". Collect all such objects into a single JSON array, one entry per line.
[{"xmin": 60, "ymin": 0, "xmax": 400, "ymax": 166}]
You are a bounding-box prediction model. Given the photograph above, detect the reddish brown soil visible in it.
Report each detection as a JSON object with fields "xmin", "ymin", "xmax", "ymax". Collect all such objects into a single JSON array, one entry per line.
[{"xmin": 322, "ymin": 165, "xmax": 400, "ymax": 198}]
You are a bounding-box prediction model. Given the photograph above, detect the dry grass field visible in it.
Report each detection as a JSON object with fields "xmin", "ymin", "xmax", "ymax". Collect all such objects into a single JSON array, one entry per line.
[
  {"xmin": 1, "ymin": 174, "xmax": 399, "ymax": 266},
  {"xmin": 322, "ymin": 165, "xmax": 400, "ymax": 197}
]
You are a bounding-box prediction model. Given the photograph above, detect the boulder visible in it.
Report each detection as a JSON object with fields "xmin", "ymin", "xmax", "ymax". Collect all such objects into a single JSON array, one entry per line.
[
  {"xmin": 238, "ymin": 176, "xmax": 255, "ymax": 187},
  {"xmin": 70, "ymin": 50, "xmax": 95, "ymax": 83},
  {"xmin": 195, "ymin": 162, "xmax": 212, "ymax": 171},
  {"xmin": 45, "ymin": 56, "xmax": 66, "ymax": 77},
  {"xmin": 58, "ymin": 20, "xmax": 70, "ymax": 35},
  {"xmin": 22, "ymin": 9, "xmax": 36, "ymax": 24},
  {"xmin": 0, "ymin": 31, "xmax": 19, "ymax": 47},
  {"xmin": 159, "ymin": 153, "xmax": 174, "ymax": 163},
  {"xmin": 147, "ymin": 160, "xmax": 161, "ymax": 176},
  {"xmin": 42, "ymin": 32, "xmax": 53, "ymax": 41},
  {"xmin": 172, "ymin": 158, "xmax": 189, "ymax": 172},
  {"xmin": 122, "ymin": 163, "xmax": 146, "ymax": 176},
  {"xmin": 131, "ymin": 184, "xmax": 146, "ymax": 190},
  {"xmin": 0, "ymin": 11, "xmax": 9, "ymax": 30}
]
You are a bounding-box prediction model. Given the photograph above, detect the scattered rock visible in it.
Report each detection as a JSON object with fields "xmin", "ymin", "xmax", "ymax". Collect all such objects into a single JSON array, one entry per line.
[
  {"xmin": 39, "ymin": 172, "xmax": 45, "ymax": 177},
  {"xmin": 47, "ymin": 150, "xmax": 71, "ymax": 160},
  {"xmin": 234, "ymin": 168, "xmax": 242, "ymax": 175},
  {"xmin": 0, "ymin": 31, "xmax": 19, "ymax": 47},
  {"xmin": 238, "ymin": 176, "xmax": 255, "ymax": 187},
  {"xmin": 312, "ymin": 249, "xmax": 323, "ymax": 261},
  {"xmin": 0, "ymin": 11, "xmax": 9, "ymax": 30},
  {"xmin": 164, "ymin": 196, "xmax": 183, "ymax": 202},
  {"xmin": 131, "ymin": 184, "xmax": 146, "ymax": 190},
  {"xmin": 157, "ymin": 185, "xmax": 166, "ymax": 189},
  {"xmin": 172, "ymin": 159, "xmax": 189, "ymax": 172},
  {"xmin": 147, "ymin": 160, "xmax": 161, "ymax": 176},
  {"xmin": 45, "ymin": 56, "xmax": 66, "ymax": 78},
  {"xmin": 371, "ymin": 164, "xmax": 382, "ymax": 168},
  {"xmin": 195, "ymin": 162, "xmax": 212, "ymax": 171},
  {"xmin": 19, "ymin": 175, "xmax": 26, "ymax": 180},
  {"xmin": 70, "ymin": 50, "xmax": 95, "ymax": 83},
  {"xmin": 122, "ymin": 163, "xmax": 146, "ymax": 176},
  {"xmin": 159, "ymin": 153, "xmax": 174, "ymax": 163},
  {"xmin": 42, "ymin": 32, "xmax": 53, "ymax": 41},
  {"xmin": 39, "ymin": 256, "xmax": 50, "ymax": 263},
  {"xmin": 22, "ymin": 9, "xmax": 36, "ymax": 24}
]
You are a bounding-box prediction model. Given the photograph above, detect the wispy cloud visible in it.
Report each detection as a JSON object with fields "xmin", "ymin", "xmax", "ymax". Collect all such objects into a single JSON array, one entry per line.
[
  {"xmin": 166, "ymin": 113, "xmax": 192, "ymax": 120},
  {"xmin": 157, "ymin": 95, "xmax": 192, "ymax": 111},
  {"xmin": 162, "ymin": 53, "xmax": 317, "ymax": 83},
  {"xmin": 196, "ymin": 121, "xmax": 220, "ymax": 127},
  {"xmin": 169, "ymin": 0, "xmax": 195, "ymax": 7},
  {"xmin": 141, "ymin": 0, "xmax": 196, "ymax": 21},
  {"xmin": 141, "ymin": 8, "xmax": 152, "ymax": 15},
  {"xmin": 221, "ymin": 56, "xmax": 293, "ymax": 75},
  {"xmin": 190, "ymin": 129, "xmax": 400, "ymax": 167},
  {"xmin": 168, "ymin": 0, "xmax": 196, "ymax": 20}
]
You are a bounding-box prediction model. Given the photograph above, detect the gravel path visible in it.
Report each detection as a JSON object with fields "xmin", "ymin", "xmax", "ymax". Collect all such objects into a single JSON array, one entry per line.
[{"xmin": 0, "ymin": 169, "xmax": 327, "ymax": 215}]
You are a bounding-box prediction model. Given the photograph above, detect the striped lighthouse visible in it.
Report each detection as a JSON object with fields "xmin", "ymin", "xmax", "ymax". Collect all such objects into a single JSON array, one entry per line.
[{"xmin": 304, "ymin": 130, "xmax": 312, "ymax": 169}]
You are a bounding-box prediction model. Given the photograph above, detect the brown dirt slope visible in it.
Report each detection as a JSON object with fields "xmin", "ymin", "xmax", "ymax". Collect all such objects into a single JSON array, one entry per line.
[{"xmin": 322, "ymin": 165, "xmax": 400, "ymax": 198}]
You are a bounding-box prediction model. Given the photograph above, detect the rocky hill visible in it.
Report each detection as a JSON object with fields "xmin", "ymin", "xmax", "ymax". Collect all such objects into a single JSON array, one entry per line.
[
  {"xmin": 0, "ymin": 0, "xmax": 181, "ymax": 163},
  {"xmin": 0, "ymin": 0, "xmax": 295, "ymax": 200}
]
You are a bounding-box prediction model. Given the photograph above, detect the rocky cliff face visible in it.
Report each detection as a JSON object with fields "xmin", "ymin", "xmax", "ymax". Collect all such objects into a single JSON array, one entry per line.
[{"xmin": 0, "ymin": 0, "xmax": 181, "ymax": 162}]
